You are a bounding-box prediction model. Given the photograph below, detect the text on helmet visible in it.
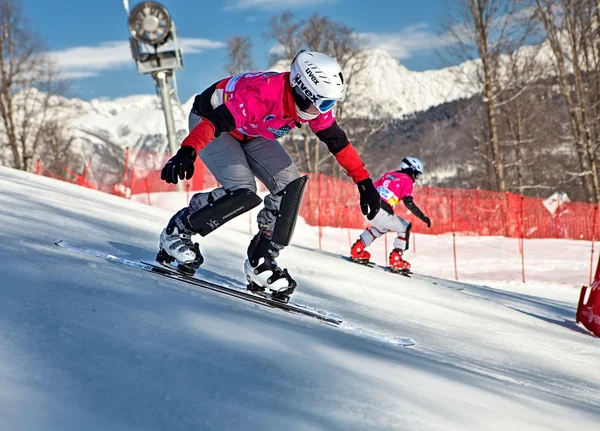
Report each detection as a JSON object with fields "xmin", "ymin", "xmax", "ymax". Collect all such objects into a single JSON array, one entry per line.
[
  {"xmin": 305, "ymin": 68, "xmax": 320, "ymax": 85},
  {"xmin": 293, "ymin": 74, "xmax": 319, "ymax": 103}
]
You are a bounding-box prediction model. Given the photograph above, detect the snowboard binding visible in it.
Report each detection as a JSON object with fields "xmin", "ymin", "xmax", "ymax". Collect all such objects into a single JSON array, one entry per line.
[
  {"xmin": 385, "ymin": 266, "xmax": 412, "ymax": 277},
  {"xmin": 156, "ymin": 245, "xmax": 203, "ymax": 276},
  {"xmin": 346, "ymin": 256, "xmax": 376, "ymax": 268},
  {"xmin": 246, "ymin": 278, "xmax": 296, "ymax": 304}
]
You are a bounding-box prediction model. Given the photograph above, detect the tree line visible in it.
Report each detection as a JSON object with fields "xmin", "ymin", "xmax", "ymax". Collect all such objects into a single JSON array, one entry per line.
[{"xmin": 2, "ymin": 0, "xmax": 600, "ymax": 203}]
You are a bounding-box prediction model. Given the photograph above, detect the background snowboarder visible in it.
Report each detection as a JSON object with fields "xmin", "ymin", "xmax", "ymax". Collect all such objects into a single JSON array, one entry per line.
[{"xmin": 350, "ymin": 157, "xmax": 431, "ymax": 272}]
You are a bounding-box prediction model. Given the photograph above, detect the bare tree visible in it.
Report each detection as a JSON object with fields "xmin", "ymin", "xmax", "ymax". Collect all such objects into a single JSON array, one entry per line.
[
  {"xmin": 37, "ymin": 120, "xmax": 79, "ymax": 177},
  {"xmin": 266, "ymin": 12, "xmax": 374, "ymax": 178},
  {"xmin": 265, "ymin": 12, "xmax": 303, "ymax": 66},
  {"xmin": 442, "ymin": 0, "xmax": 537, "ymax": 192},
  {"xmin": 0, "ymin": 0, "xmax": 67, "ymax": 172},
  {"xmin": 496, "ymin": 40, "xmax": 550, "ymax": 194},
  {"xmin": 225, "ymin": 36, "xmax": 254, "ymax": 76},
  {"xmin": 532, "ymin": 0, "xmax": 600, "ymax": 201}
]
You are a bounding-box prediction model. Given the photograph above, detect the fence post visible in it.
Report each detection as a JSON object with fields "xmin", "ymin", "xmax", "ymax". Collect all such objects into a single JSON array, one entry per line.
[
  {"xmin": 318, "ymin": 172, "xmax": 323, "ymax": 250},
  {"xmin": 520, "ymin": 196, "xmax": 525, "ymax": 283},
  {"xmin": 452, "ymin": 194, "xmax": 458, "ymax": 280},
  {"xmin": 410, "ymin": 211, "xmax": 417, "ymax": 254},
  {"xmin": 144, "ymin": 179, "xmax": 152, "ymax": 206},
  {"xmin": 346, "ymin": 206, "xmax": 352, "ymax": 248},
  {"xmin": 384, "ymin": 232, "xmax": 388, "ymax": 263},
  {"xmin": 123, "ymin": 147, "xmax": 129, "ymax": 188},
  {"xmin": 591, "ymin": 207, "xmax": 598, "ymax": 285},
  {"xmin": 476, "ymin": 187, "xmax": 482, "ymax": 236},
  {"xmin": 81, "ymin": 158, "xmax": 92, "ymax": 186},
  {"xmin": 129, "ymin": 168, "xmax": 135, "ymax": 195},
  {"xmin": 413, "ymin": 230, "xmax": 417, "ymax": 254},
  {"xmin": 504, "ymin": 191, "xmax": 510, "ymax": 237},
  {"xmin": 424, "ymin": 184, "xmax": 431, "ymax": 239}
]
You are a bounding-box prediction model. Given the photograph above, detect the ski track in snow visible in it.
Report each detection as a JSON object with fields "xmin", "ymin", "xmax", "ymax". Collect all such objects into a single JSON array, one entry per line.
[{"xmin": 1, "ymin": 166, "xmax": 600, "ymax": 431}]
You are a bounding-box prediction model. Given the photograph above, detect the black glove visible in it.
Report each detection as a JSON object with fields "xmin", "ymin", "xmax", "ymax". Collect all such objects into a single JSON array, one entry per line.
[
  {"xmin": 423, "ymin": 216, "xmax": 432, "ymax": 228},
  {"xmin": 357, "ymin": 178, "xmax": 380, "ymax": 220},
  {"xmin": 161, "ymin": 146, "xmax": 196, "ymax": 184}
]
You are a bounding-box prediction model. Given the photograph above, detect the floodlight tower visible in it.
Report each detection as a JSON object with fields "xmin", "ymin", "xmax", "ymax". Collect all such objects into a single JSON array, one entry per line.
[{"xmin": 126, "ymin": 2, "xmax": 184, "ymax": 173}]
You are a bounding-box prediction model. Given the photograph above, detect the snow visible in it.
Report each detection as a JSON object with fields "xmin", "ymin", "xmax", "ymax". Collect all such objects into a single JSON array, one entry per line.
[
  {"xmin": 2, "ymin": 166, "xmax": 600, "ymax": 430},
  {"xmin": 133, "ymin": 190, "xmax": 594, "ymax": 288}
]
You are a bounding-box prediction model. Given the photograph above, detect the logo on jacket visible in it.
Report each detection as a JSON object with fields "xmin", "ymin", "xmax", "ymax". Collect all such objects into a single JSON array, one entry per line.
[
  {"xmin": 263, "ymin": 114, "xmax": 275, "ymax": 122},
  {"xmin": 268, "ymin": 125, "xmax": 291, "ymax": 138}
]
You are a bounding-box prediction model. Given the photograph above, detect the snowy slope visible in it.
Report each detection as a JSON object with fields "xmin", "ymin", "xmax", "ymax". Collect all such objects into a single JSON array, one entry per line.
[{"xmin": 1, "ymin": 166, "xmax": 600, "ymax": 431}]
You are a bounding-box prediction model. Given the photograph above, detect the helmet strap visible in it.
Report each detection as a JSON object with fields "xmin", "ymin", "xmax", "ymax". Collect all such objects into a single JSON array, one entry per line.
[
  {"xmin": 292, "ymin": 86, "xmax": 312, "ymax": 111},
  {"xmin": 296, "ymin": 104, "xmax": 319, "ymax": 120},
  {"xmin": 398, "ymin": 168, "xmax": 417, "ymax": 182}
]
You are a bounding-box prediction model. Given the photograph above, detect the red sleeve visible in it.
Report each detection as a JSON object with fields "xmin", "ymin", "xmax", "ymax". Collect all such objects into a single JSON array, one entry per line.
[
  {"xmin": 334, "ymin": 143, "xmax": 370, "ymax": 183},
  {"xmin": 181, "ymin": 118, "xmax": 216, "ymax": 153}
]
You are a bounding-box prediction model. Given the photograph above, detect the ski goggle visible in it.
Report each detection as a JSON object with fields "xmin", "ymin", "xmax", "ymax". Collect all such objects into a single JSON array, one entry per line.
[
  {"xmin": 315, "ymin": 98, "xmax": 337, "ymax": 113},
  {"xmin": 293, "ymin": 86, "xmax": 337, "ymax": 113}
]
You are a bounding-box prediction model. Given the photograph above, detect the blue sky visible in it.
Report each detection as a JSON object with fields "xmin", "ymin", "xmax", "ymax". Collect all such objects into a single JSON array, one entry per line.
[{"xmin": 22, "ymin": 0, "xmax": 454, "ymax": 101}]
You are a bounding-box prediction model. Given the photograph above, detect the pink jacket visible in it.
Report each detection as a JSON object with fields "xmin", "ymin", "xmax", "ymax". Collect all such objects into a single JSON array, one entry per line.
[
  {"xmin": 219, "ymin": 72, "xmax": 334, "ymax": 139},
  {"xmin": 374, "ymin": 171, "xmax": 414, "ymax": 209}
]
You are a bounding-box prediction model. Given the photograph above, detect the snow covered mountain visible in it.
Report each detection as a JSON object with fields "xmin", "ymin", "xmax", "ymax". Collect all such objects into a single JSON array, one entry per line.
[
  {"xmin": 269, "ymin": 49, "xmax": 477, "ymax": 118},
  {"xmin": 1, "ymin": 45, "xmax": 559, "ymax": 171},
  {"xmin": 28, "ymin": 50, "xmax": 481, "ymax": 164}
]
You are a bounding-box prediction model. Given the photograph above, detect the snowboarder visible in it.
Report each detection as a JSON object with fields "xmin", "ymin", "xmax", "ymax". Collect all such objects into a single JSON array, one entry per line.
[
  {"xmin": 158, "ymin": 50, "xmax": 381, "ymax": 301},
  {"xmin": 349, "ymin": 157, "xmax": 431, "ymax": 272}
]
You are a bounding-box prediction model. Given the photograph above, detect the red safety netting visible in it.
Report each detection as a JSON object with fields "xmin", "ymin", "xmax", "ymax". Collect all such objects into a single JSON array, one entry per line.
[
  {"xmin": 34, "ymin": 150, "xmax": 600, "ymax": 284},
  {"xmin": 299, "ymin": 174, "xmax": 600, "ymax": 241},
  {"xmin": 33, "ymin": 150, "xmax": 600, "ymax": 242}
]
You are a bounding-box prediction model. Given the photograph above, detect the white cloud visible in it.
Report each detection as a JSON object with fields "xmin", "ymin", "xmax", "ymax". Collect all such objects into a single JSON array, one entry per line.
[
  {"xmin": 360, "ymin": 23, "xmax": 457, "ymax": 60},
  {"xmin": 225, "ymin": 0, "xmax": 333, "ymax": 11},
  {"xmin": 58, "ymin": 70, "xmax": 101, "ymax": 80},
  {"xmin": 49, "ymin": 38, "xmax": 225, "ymax": 80},
  {"xmin": 268, "ymin": 44, "xmax": 285, "ymax": 56},
  {"xmin": 180, "ymin": 39, "xmax": 226, "ymax": 53}
]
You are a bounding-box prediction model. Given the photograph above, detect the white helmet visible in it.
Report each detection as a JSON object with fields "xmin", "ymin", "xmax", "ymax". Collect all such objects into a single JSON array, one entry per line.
[
  {"xmin": 399, "ymin": 157, "xmax": 424, "ymax": 179},
  {"xmin": 289, "ymin": 50, "xmax": 345, "ymax": 118}
]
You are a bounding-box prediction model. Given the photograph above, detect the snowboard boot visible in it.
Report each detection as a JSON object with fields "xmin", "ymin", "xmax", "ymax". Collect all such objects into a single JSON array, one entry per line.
[
  {"xmin": 157, "ymin": 208, "xmax": 204, "ymax": 275},
  {"xmin": 389, "ymin": 248, "xmax": 411, "ymax": 273},
  {"xmin": 350, "ymin": 238, "xmax": 371, "ymax": 263},
  {"xmin": 244, "ymin": 232, "xmax": 296, "ymax": 303}
]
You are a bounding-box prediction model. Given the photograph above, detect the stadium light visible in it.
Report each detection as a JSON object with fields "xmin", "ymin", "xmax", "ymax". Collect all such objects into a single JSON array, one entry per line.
[{"xmin": 126, "ymin": 1, "xmax": 184, "ymax": 190}]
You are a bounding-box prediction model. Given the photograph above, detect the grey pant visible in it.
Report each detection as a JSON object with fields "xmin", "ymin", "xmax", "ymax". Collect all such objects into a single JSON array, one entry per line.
[
  {"xmin": 360, "ymin": 209, "xmax": 411, "ymax": 250},
  {"xmin": 187, "ymin": 111, "xmax": 300, "ymax": 237}
]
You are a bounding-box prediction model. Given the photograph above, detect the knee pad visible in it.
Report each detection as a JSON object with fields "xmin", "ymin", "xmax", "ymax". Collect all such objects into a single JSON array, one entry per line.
[
  {"xmin": 404, "ymin": 223, "xmax": 412, "ymax": 251},
  {"xmin": 271, "ymin": 175, "xmax": 309, "ymax": 246},
  {"xmin": 187, "ymin": 188, "xmax": 262, "ymax": 236}
]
